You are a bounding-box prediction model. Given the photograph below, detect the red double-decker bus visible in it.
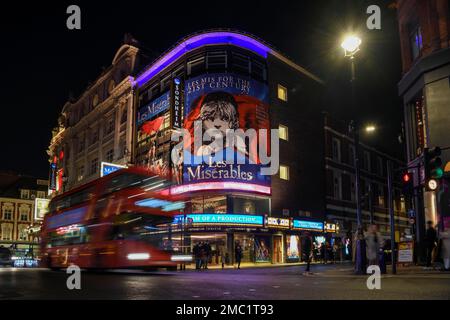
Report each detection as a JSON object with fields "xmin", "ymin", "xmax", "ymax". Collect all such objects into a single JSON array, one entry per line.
[{"xmin": 41, "ymin": 167, "xmax": 189, "ymax": 271}]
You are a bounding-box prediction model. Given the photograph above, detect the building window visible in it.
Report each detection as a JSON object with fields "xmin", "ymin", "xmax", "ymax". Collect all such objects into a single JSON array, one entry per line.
[
  {"xmin": 349, "ymin": 145, "xmax": 355, "ymax": 166},
  {"xmin": 232, "ymin": 52, "xmax": 250, "ymax": 75},
  {"xmin": 37, "ymin": 191, "xmax": 46, "ymax": 199},
  {"xmin": 89, "ymin": 158, "xmax": 98, "ymax": 176},
  {"xmin": 1, "ymin": 224, "xmax": 13, "ymax": 241},
  {"xmin": 77, "ymin": 165, "xmax": 84, "ymax": 181},
  {"xmin": 90, "ymin": 127, "xmax": 99, "ymax": 145},
  {"xmin": 332, "ymin": 138, "xmax": 341, "ymax": 162},
  {"xmin": 78, "ymin": 136, "xmax": 85, "ymax": 154},
  {"xmin": 187, "ymin": 55, "xmax": 206, "ymax": 76},
  {"xmin": 20, "ymin": 189, "xmax": 30, "ymax": 200},
  {"xmin": 2, "ymin": 207, "xmax": 13, "ymax": 220},
  {"xmin": 108, "ymin": 80, "xmax": 115, "ymax": 94},
  {"xmin": 105, "ymin": 117, "xmax": 115, "ymax": 135},
  {"xmin": 279, "ymin": 124, "xmax": 288, "ymax": 141},
  {"xmin": 409, "ymin": 24, "xmax": 423, "ymax": 61},
  {"xmin": 280, "ymin": 165, "xmax": 289, "ymax": 180},
  {"xmin": 18, "ymin": 225, "xmax": 28, "ymax": 241},
  {"xmin": 333, "ymin": 171, "xmax": 342, "ymax": 199},
  {"xmin": 92, "ymin": 94, "xmax": 99, "ymax": 108},
  {"xmin": 106, "ymin": 149, "xmax": 114, "ymax": 163},
  {"xmin": 20, "ymin": 212, "xmax": 28, "ymax": 222},
  {"xmin": 206, "ymin": 51, "xmax": 227, "ymax": 71},
  {"xmin": 350, "ymin": 176, "xmax": 356, "ymax": 202},
  {"xmin": 377, "ymin": 157, "xmax": 384, "ymax": 176},
  {"xmin": 277, "ymin": 84, "xmax": 288, "ymax": 102},
  {"xmin": 363, "ymin": 151, "xmax": 371, "ymax": 171},
  {"xmin": 120, "ymin": 108, "xmax": 127, "ymax": 124}
]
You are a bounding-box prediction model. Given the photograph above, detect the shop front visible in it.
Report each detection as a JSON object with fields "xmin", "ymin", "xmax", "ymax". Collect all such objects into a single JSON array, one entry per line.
[{"xmin": 172, "ymin": 213, "xmax": 325, "ymax": 266}]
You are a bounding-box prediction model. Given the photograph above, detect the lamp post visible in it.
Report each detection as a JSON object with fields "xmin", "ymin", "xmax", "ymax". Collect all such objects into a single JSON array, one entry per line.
[{"xmin": 342, "ymin": 35, "xmax": 367, "ymax": 274}]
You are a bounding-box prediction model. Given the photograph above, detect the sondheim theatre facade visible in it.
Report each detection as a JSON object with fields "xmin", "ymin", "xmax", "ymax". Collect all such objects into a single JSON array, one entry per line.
[{"xmin": 133, "ymin": 30, "xmax": 328, "ymax": 265}]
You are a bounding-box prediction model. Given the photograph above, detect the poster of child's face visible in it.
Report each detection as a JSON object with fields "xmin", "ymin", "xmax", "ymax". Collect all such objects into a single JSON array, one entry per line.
[{"xmin": 182, "ymin": 73, "xmax": 271, "ymax": 187}]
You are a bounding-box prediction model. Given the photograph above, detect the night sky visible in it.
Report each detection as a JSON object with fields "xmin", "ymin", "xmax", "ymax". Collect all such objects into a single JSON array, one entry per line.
[{"xmin": 1, "ymin": 0, "xmax": 403, "ymax": 179}]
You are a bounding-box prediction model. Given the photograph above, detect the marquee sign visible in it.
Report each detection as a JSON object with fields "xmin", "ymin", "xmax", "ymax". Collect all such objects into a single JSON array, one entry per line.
[
  {"xmin": 174, "ymin": 213, "xmax": 264, "ymax": 227},
  {"xmin": 292, "ymin": 219, "xmax": 324, "ymax": 231},
  {"xmin": 265, "ymin": 216, "xmax": 290, "ymax": 229},
  {"xmin": 100, "ymin": 162, "xmax": 127, "ymax": 177}
]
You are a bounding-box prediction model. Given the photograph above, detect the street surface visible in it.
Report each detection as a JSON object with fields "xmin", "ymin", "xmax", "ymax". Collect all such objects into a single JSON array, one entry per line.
[{"xmin": 1, "ymin": 263, "xmax": 449, "ymax": 300}]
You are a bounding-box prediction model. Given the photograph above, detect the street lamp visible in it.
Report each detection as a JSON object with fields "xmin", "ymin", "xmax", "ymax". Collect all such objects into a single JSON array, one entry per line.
[{"xmin": 342, "ymin": 34, "xmax": 366, "ymax": 274}]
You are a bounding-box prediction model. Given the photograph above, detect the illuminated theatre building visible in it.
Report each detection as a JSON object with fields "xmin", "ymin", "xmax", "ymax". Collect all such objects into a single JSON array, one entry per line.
[{"xmin": 133, "ymin": 31, "xmax": 328, "ymax": 265}]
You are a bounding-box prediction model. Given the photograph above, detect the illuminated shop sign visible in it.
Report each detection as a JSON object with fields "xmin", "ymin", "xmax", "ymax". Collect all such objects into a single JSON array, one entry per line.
[
  {"xmin": 100, "ymin": 162, "xmax": 127, "ymax": 177},
  {"xmin": 137, "ymin": 91, "xmax": 170, "ymax": 126},
  {"xmin": 265, "ymin": 216, "xmax": 290, "ymax": 229},
  {"xmin": 171, "ymin": 78, "xmax": 184, "ymax": 128},
  {"xmin": 174, "ymin": 213, "xmax": 264, "ymax": 227},
  {"xmin": 182, "ymin": 73, "xmax": 271, "ymax": 191},
  {"xmin": 324, "ymin": 223, "xmax": 337, "ymax": 233},
  {"xmin": 292, "ymin": 220, "xmax": 324, "ymax": 231},
  {"xmin": 49, "ymin": 162, "xmax": 57, "ymax": 190},
  {"xmin": 170, "ymin": 181, "xmax": 271, "ymax": 195},
  {"xmin": 34, "ymin": 198, "xmax": 50, "ymax": 220}
]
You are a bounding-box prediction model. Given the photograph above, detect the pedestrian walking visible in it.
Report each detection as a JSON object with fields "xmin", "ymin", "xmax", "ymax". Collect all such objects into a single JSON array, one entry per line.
[
  {"xmin": 193, "ymin": 243, "xmax": 201, "ymax": 270},
  {"xmin": 235, "ymin": 241, "xmax": 243, "ymax": 269},
  {"xmin": 354, "ymin": 227, "xmax": 367, "ymax": 275},
  {"xmin": 440, "ymin": 230, "xmax": 450, "ymax": 271},
  {"xmin": 366, "ymin": 224, "xmax": 380, "ymax": 266},
  {"xmin": 301, "ymin": 232, "xmax": 313, "ymax": 275},
  {"xmin": 424, "ymin": 221, "xmax": 437, "ymax": 269},
  {"xmin": 203, "ymin": 241, "xmax": 211, "ymax": 270}
]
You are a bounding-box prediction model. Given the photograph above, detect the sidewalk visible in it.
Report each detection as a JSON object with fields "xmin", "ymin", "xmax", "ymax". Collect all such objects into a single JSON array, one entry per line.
[{"xmin": 180, "ymin": 260, "xmax": 349, "ymax": 271}]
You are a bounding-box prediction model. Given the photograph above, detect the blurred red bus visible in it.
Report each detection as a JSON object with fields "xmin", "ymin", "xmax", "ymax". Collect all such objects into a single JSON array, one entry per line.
[{"xmin": 41, "ymin": 167, "xmax": 189, "ymax": 271}]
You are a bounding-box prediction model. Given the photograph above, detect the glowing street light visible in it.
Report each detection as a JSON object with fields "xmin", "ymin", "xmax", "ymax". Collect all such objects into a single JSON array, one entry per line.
[
  {"xmin": 365, "ymin": 125, "xmax": 376, "ymax": 133},
  {"xmin": 341, "ymin": 35, "xmax": 362, "ymax": 57}
]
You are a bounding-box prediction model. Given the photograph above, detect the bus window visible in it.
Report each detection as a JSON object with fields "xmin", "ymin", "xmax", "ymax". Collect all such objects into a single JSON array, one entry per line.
[
  {"xmin": 111, "ymin": 213, "xmax": 174, "ymax": 251},
  {"xmin": 48, "ymin": 225, "xmax": 89, "ymax": 247},
  {"xmin": 101, "ymin": 173, "xmax": 172, "ymax": 196},
  {"xmin": 50, "ymin": 187, "xmax": 95, "ymax": 213}
]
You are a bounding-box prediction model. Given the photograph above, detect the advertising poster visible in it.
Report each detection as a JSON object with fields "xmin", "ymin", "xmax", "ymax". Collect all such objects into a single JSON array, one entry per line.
[
  {"xmin": 182, "ymin": 73, "xmax": 271, "ymax": 188},
  {"xmin": 398, "ymin": 241, "xmax": 414, "ymax": 263},
  {"xmin": 34, "ymin": 198, "xmax": 50, "ymax": 220},
  {"xmin": 286, "ymin": 235, "xmax": 300, "ymax": 261},
  {"xmin": 254, "ymin": 236, "xmax": 271, "ymax": 262}
]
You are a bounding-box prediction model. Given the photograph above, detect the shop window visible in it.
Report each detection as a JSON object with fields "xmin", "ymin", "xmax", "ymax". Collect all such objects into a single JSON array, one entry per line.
[
  {"xmin": 277, "ymin": 84, "xmax": 288, "ymax": 101},
  {"xmin": 37, "ymin": 191, "xmax": 46, "ymax": 199},
  {"xmin": 191, "ymin": 196, "xmax": 227, "ymax": 213},
  {"xmin": 280, "ymin": 165, "xmax": 289, "ymax": 180},
  {"xmin": 279, "ymin": 124, "xmax": 288, "ymax": 141},
  {"xmin": 18, "ymin": 225, "xmax": 28, "ymax": 241}
]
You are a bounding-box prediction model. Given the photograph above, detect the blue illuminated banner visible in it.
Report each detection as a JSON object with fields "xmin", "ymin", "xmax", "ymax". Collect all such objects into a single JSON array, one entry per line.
[
  {"xmin": 101, "ymin": 162, "xmax": 127, "ymax": 177},
  {"xmin": 292, "ymin": 220, "xmax": 324, "ymax": 231},
  {"xmin": 135, "ymin": 198, "xmax": 185, "ymax": 212},
  {"xmin": 137, "ymin": 91, "xmax": 170, "ymax": 126},
  {"xmin": 174, "ymin": 213, "xmax": 264, "ymax": 227}
]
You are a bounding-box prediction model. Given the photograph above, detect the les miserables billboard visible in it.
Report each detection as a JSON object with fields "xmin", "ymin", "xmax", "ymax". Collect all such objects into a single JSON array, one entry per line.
[{"xmin": 179, "ymin": 73, "xmax": 271, "ymax": 193}]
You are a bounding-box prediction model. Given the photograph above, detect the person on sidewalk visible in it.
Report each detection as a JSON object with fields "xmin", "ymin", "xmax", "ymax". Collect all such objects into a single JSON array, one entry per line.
[
  {"xmin": 203, "ymin": 241, "xmax": 211, "ymax": 270},
  {"xmin": 301, "ymin": 232, "xmax": 313, "ymax": 275},
  {"xmin": 424, "ymin": 221, "xmax": 437, "ymax": 269},
  {"xmin": 440, "ymin": 230, "xmax": 450, "ymax": 271},
  {"xmin": 354, "ymin": 227, "xmax": 367, "ymax": 275},
  {"xmin": 235, "ymin": 241, "xmax": 243, "ymax": 269},
  {"xmin": 193, "ymin": 242, "xmax": 200, "ymax": 270},
  {"xmin": 366, "ymin": 224, "xmax": 380, "ymax": 267}
]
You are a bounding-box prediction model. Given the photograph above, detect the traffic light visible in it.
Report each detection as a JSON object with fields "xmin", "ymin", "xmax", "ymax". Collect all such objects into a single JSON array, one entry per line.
[
  {"xmin": 402, "ymin": 172, "xmax": 413, "ymax": 196},
  {"xmin": 424, "ymin": 147, "xmax": 444, "ymax": 179}
]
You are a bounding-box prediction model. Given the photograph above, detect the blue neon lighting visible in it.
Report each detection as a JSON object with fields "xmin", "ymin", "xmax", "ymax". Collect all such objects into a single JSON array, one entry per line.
[
  {"xmin": 135, "ymin": 32, "xmax": 272, "ymax": 87},
  {"xmin": 174, "ymin": 213, "xmax": 264, "ymax": 226},
  {"xmin": 47, "ymin": 206, "xmax": 87, "ymax": 229},
  {"xmin": 292, "ymin": 220, "xmax": 324, "ymax": 231},
  {"xmin": 135, "ymin": 198, "xmax": 185, "ymax": 212}
]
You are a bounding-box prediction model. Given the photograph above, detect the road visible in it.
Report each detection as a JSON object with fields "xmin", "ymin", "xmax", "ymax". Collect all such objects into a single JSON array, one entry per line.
[{"xmin": 1, "ymin": 264, "xmax": 450, "ymax": 300}]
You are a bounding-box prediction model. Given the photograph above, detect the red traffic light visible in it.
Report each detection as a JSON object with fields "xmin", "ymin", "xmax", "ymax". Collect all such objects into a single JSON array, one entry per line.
[{"xmin": 403, "ymin": 173, "xmax": 411, "ymax": 183}]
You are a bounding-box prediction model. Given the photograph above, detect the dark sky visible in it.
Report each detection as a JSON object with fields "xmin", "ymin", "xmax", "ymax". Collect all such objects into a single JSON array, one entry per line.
[{"xmin": 1, "ymin": 0, "xmax": 403, "ymax": 178}]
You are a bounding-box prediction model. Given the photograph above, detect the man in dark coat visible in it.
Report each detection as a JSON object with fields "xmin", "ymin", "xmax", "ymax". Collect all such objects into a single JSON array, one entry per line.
[
  {"xmin": 302, "ymin": 232, "xmax": 313, "ymax": 274},
  {"xmin": 424, "ymin": 221, "xmax": 437, "ymax": 268}
]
